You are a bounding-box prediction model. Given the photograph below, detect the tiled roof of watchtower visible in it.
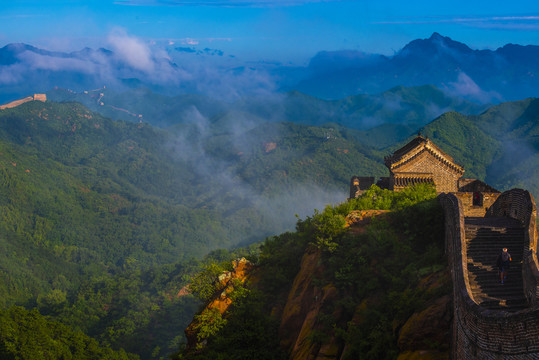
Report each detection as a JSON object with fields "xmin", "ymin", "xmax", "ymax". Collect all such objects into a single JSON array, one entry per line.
[{"xmin": 384, "ymin": 135, "xmax": 464, "ymax": 175}]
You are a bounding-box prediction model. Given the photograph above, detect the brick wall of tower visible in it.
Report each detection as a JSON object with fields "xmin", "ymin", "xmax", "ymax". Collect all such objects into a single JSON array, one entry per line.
[
  {"xmin": 392, "ymin": 151, "xmax": 461, "ymax": 192},
  {"xmin": 453, "ymin": 192, "xmax": 500, "ymax": 217}
]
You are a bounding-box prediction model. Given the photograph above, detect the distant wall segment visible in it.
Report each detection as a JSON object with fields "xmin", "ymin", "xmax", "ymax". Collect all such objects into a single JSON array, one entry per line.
[
  {"xmin": 439, "ymin": 191, "xmax": 539, "ymax": 359},
  {"xmin": 0, "ymin": 94, "xmax": 46, "ymax": 109}
]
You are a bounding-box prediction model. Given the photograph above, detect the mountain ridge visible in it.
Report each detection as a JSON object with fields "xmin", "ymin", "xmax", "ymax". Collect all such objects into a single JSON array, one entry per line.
[
  {"xmin": 294, "ymin": 32, "xmax": 539, "ymax": 101},
  {"xmin": 2, "ymin": 33, "xmax": 539, "ymax": 104}
]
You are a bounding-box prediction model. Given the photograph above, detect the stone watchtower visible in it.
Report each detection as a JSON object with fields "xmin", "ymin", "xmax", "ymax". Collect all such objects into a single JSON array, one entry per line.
[
  {"xmin": 350, "ymin": 135, "xmax": 478, "ymax": 197},
  {"xmin": 384, "ymin": 135, "xmax": 464, "ymax": 192}
]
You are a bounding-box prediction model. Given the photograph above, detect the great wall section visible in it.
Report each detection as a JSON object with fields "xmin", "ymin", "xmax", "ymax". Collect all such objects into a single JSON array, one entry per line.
[
  {"xmin": 439, "ymin": 189, "xmax": 539, "ymax": 359},
  {"xmin": 0, "ymin": 94, "xmax": 46, "ymax": 109}
]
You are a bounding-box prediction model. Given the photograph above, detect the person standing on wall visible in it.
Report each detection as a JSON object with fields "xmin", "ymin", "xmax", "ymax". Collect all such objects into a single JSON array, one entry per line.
[{"xmin": 496, "ymin": 248, "xmax": 512, "ymax": 284}]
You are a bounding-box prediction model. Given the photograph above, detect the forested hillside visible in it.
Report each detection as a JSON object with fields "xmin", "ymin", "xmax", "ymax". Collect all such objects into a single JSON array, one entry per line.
[
  {"xmin": 47, "ymin": 84, "xmax": 486, "ymax": 133},
  {"xmin": 0, "ymin": 100, "xmax": 384, "ymax": 358},
  {"xmin": 0, "ymin": 306, "xmax": 138, "ymax": 359},
  {"xmin": 418, "ymin": 97, "xmax": 539, "ymax": 196},
  {"xmin": 1, "ymin": 95, "xmax": 539, "ymax": 359},
  {"xmin": 0, "ymin": 100, "xmax": 381, "ymax": 296}
]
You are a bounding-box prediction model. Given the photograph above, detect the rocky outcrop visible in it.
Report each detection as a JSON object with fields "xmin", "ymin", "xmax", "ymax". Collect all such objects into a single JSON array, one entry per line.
[
  {"xmin": 182, "ymin": 210, "xmax": 452, "ymax": 359},
  {"xmin": 345, "ymin": 209, "xmax": 389, "ymax": 233},
  {"xmin": 184, "ymin": 258, "xmax": 256, "ymax": 350},
  {"xmin": 397, "ymin": 295, "xmax": 451, "ymax": 360},
  {"xmin": 397, "ymin": 269, "xmax": 452, "ymax": 359},
  {"xmin": 278, "ymin": 247, "xmax": 342, "ymax": 360}
]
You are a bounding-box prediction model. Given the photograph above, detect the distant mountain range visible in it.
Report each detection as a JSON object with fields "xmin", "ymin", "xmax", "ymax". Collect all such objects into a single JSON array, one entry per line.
[
  {"xmin": 292, "ymin": 33, "xmax": 539, "ymax": 101},
  {"xmin": 2, "ymin": 33, "xmax": 539, "ymax": 104}
]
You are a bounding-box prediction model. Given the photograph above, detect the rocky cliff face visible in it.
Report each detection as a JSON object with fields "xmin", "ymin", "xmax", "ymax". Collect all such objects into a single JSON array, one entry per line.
[
  {"xmin": 278, "ymin": 247, "xmax": 342, "ymax": 359},
  {"xmin": 275, "ymin": 211, "xmax": 451, "ymax": 359},
  {"xmin": 184, "ymin": 258, "xmax": 257, "ymax": 351},
  {"xmin": 396, "ymin": 273, "xmax": 451, "ymax": 360}
]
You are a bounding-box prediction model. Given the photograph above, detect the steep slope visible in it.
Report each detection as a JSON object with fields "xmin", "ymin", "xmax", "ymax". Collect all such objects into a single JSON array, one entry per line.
[{"xmin": 179, "ymin": 185, "xmax": 451, "ymax": 359}]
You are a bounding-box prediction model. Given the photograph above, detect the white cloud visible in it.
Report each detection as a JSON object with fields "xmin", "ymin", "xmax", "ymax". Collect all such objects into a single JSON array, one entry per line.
[
  {"xmin": 182, "ymin": 38, "xmax": 200, "ymax": 45},
  {"xmin": 0, "ymin": 31, "xmax": 278, "ymax": 101},
  {"xmin": 18, "ymin": 52, "xmax": 100, "ymax": 73},
  {"xmin": 107, "ymin": 28, "xmax": 155, "ymax": 73},
  {"xmin": 0, "ymin": 64, "xmax": 25, "ymax": 85}
]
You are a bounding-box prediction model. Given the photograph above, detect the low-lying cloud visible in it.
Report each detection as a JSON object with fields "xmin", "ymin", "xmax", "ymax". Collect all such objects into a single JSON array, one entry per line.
[
  {"xmin": 167, "ymin": 106, "xmax": 345, "ymax": 244},
  {"xmin": 18, "ymin": 51, "xmax": 101, "ymax": 73},
  {"xmin": 0, "ymin": 30, "xmax": 278, "ymax": 102},
  {"xmin": 446, "ymin": 72, "xmax": 502, "ymax": 103},
  {"xmin": 108, "ymin": 28, "xmax": 157, "ymax": 73}
]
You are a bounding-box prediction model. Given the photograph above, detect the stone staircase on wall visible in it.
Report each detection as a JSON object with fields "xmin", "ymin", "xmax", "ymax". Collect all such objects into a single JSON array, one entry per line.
[
  {"xmin": 465, "ymin": 216, "xmax": 528, "ymax": 311},
  {"xmin": 464, "ymin": 206, "xmax": 488, "ymax": 218}
]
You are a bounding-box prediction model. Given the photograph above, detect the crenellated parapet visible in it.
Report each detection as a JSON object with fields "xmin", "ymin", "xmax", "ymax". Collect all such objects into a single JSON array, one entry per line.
[{"xmin": 440, "ymin": 190, "xmax": 539, "ymax": 359}]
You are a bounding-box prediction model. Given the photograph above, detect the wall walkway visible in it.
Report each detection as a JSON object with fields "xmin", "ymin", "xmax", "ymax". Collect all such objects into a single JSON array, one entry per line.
[{"xmin": 439, "ymin": 189, "xmax": 539, "ymax": 359}]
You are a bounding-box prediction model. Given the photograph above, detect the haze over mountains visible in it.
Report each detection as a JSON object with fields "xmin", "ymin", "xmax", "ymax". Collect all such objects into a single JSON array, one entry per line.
[
  {"xmin": 46, "ymin": 84, "xmax": 486, "ymax": 135},
  {"xmin": 296, "ymin": 32, "xmax": 539, "ymax": 101},
  {"xmin": 2, "ymin": 33, "xmax": 539, "ymax": 105}
]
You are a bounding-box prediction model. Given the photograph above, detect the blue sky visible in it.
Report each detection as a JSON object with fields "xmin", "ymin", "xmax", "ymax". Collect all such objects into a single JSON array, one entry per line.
[{"xmin": 2, "ymin": 0, "xmax": 539, "ymax": 63}]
